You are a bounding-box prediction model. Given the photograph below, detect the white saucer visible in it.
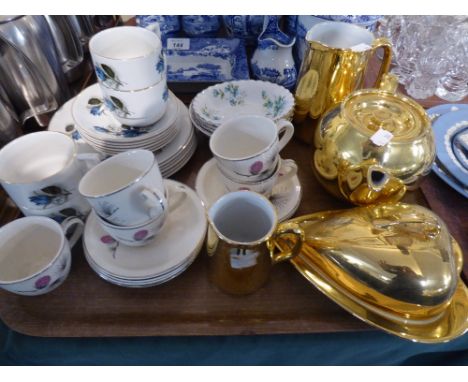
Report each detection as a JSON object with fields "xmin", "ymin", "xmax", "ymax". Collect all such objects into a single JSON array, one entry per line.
[
  {"xmin": 48, "ymin": 97, "xmax": 102, "ymax": 156},
  {"xmin": 72, "ymin": 83, "xmax": 179, "ymax": 145},
  {"xmin": 195, "ymin": 158, "xmax": 302, "ymax": 222},
  {"xmin": 83, "ymin": 180, "xmax": 207, "ymax": 284}
]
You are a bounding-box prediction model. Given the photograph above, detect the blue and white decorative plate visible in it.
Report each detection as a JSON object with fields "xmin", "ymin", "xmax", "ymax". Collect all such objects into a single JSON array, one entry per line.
[
  {"xmin": 165, "ymin": 38, "xmax": 249, "ymax": 83},
  {"xmin": 432, "ymin": 109, "xmax": 468, "ymax": 189}
]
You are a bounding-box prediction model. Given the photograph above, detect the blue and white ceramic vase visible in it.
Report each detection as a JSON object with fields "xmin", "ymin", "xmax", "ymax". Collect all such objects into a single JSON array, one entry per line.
[
  {"xmin": 181, "ymin": 16, "xmax": 221, "ymax": 36},
  {"xmin": 250, "ymin": 16, "xmax": 297, "ymax": 90},
  {"xmin": 135, "ymin": 15, "xmax": 181, "ymax": 41}
]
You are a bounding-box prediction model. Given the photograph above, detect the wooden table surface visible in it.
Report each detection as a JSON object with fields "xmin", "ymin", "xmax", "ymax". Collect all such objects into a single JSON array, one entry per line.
[{"xmin": 0, "ymin": 49, "xmax": 466, "ymax": 338}]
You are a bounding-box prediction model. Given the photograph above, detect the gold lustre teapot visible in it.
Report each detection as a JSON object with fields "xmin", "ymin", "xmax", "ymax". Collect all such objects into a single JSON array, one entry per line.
[{"xmin": 312, "ymin": 74, "xmax": 435, "ymax": 205}]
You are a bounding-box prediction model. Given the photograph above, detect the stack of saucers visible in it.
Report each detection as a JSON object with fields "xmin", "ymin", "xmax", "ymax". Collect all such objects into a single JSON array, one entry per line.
[
  {"xmin": 189, "ymin": 79, "xmax": 295, "ymax": 136},
  {"xmin": 65, "ymin": 84, "xmax": 196, "ymax": 178},
  {"xmin": 72, "ymin": 84, "xmax": 179, "ymax": 155},
  {"xmin": 83, "ymin": 179, "xmax": 207, "ymax": 287}
]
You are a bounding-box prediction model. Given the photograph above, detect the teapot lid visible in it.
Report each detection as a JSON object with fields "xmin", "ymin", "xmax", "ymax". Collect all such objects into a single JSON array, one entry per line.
[{"xmin": 342, "ymin": 77, "xmax": 431, "ymax": 142}]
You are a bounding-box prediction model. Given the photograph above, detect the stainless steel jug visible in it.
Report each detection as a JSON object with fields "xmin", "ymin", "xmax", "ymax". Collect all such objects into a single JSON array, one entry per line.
[
  {"xmin": 0, "ymin": 83, "xmax": 21, "ymax": 147},
  {"xmin": 45, "ymin": 16, "xmax": 85, "ymax": 83},
  {"xmin": 0, "ymin": 15, "xmax": 70, "ymax": 127}
]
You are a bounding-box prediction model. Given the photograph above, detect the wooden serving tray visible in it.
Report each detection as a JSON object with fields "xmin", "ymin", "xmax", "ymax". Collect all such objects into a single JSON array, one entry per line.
[{"xmin": 1, "ymin": 136, "xmax": 450, "ymax": 338}]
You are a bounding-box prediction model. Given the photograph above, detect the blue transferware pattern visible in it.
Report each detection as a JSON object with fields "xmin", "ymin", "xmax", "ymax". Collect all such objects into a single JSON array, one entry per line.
[
  {"xmin": 222, "ymin": 16, "xmax": 264, "ymax": 44},
  {"xmin": 251, "ymin": 16, "xmax": 297, "ymax": 89},
  {"xmin": 29, "ymin": 186, "xmax": 71, "ymax": 209},
  {"xmin": 182, "ymin": 16, "xmax": 221, "ymax": 36},
  {"xmin": 285, "ymin": 16, "xmax": 298, "ymax": 35},
  {"xmin": 135, "ymin": 15, "xmax": 180, "ymax": 39},
  {"xmin": 165, "ymin": 38, "xmax": 249, "ymax": 83}
]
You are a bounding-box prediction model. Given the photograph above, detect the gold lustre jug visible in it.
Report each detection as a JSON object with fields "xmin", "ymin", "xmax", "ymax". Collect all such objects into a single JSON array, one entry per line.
[
  {"xmin": 294, "ymin": 21, "xmax": 392, "ymax": 143},
  {"xmin": 312, "ymin": 74, "xmax": 435, "ymax": 206}
]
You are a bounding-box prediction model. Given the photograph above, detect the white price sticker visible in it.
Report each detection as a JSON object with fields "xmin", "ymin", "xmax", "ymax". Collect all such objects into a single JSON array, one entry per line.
[
  {"xmin": 166, "ymin": 38, "xmax": 190, "ymax": 50},
  {"xmin": 370, "ymin": 128, "xmax": 394, "ymax": 146},
  {"xmin": 230, "ymin": 249, "xmax": 259, "ymax": 270}
]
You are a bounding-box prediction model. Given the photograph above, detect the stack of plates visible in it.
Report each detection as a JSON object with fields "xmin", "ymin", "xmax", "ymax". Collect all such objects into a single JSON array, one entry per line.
[
  {"xmin": 428, "ymin": 104, "xmax": 468, "ymax": 198},
  {"xmin": 189, "ymin": 80, "xmax": 295, "ymax": 136},
  {"xmin": 83, "ymin": 180, "xmax": 207, "ymax": 288},
  {"xmin": 50, "ymin": 87, "xmax": 197, "ymax": 178}
]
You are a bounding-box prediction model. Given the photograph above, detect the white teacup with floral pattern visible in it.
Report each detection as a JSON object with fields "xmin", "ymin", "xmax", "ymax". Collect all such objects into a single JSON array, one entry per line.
[
  {"xmin": 99, "ymin": 78, "xmax": 169, "ymax": 127},
  {"xmin": 218, "ymin": 158, "xmax": 298, "ymax": 197},
  {"xmin": 0, "ymin": 216, "xmax": 83, "ymax": 296},
  {"xmin": 209, "ymin": 115, "xmax": 294, "ymax": 179},
  {"xmin": 0, "ymin": 131, "xmax": 99, "ymax": 219},
  {"xmin": 95, "ymin": 181, "xmax": 187, "ymax": 247},
  {"xmin": 90, "ymin": 26, "xmax": 166, "ymax": 91},
  {"xmin": 79, "ymin": 149, "xmax": 171, "ymax": 227}
]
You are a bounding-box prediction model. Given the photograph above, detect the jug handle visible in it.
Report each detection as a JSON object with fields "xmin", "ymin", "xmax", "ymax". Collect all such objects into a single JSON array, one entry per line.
[
  {"xmin": 370, "ymin": 37, "xmax": 393, "ymax": 89},
  {"xmin": 268, "ymin": 222, "xmax": 305, "ymax": 264}
]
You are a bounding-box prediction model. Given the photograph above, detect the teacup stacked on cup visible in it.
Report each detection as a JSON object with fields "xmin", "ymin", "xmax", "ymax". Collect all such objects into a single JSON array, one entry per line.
[
  {"xmin": 89, "ymin": 26, "xmax": 168, "ymax": 127},
  {"xmin": 78, "ymin": 149, "xmax": 185, "ymax": 247},
  {"xmin": 209, "ymin": 115, "xmax": 298, "ymax": 197}
]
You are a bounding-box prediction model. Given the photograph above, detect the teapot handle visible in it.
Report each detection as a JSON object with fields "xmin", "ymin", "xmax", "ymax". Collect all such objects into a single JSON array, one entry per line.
[{"xmin": 370, "ymin": 37, "xmax": 393, "ymax": 89}]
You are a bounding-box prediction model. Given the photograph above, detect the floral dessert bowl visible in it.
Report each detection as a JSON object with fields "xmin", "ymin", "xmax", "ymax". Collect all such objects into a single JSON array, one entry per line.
[{"xmin": 191, "ymin": 80, "xmax": 295, "ymax": 129}]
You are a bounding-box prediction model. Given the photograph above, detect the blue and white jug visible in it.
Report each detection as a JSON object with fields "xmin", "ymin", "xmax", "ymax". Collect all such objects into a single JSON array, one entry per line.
[{"xmin": 250, "ymin": 16, "xmax": 297, "ymax": 89}]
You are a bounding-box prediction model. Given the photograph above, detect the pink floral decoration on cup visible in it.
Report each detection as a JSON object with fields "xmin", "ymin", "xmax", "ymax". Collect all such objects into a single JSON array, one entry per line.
[
  {"xmin": 35, "ymin": 275, "xmax": 51, "ymax": 289},
  {"xmin": 133, "ymin": 229, "xmax": 149, "ymax": 241},
  {"xmin": 100, "ymin": 235, "xmax": 116, "ymax": 244},
  {"xmin": 250, "ymin": 161, "xmax": 263, "ymax": 175}
]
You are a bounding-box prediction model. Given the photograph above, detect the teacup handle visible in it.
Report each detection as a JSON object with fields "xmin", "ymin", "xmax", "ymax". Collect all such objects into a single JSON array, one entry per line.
[
  {"xmin": 166, "ymin": 183, "xmax": 187, "ymax": 212},
  {"xmin": 77, "ymin": 153, "xmax": 102, "ymax": 171},
  {"xmin": 140, "ymin": 187, "xmax": 167, "ymax": 218},
  {"xmin": 267, "ymin": 222, "xmax": 305, "ymax": 264},
  {"xmin": 275, "ymin": 159, "xmax": 298, "ymax": 188},
  {"xmin": 276, "ymin": 119, "xmax": 295, "ymax": 152},
  {"xmin": 146, "ymin": 22, "xmax": 162, "ymax": 40},
  {"xmin": 60, "ymin": 216, "xmax": 84, "ymax": 248},
  {"xmin": 370, "ymin": 37, "xmax": 392, "ymax": 88}
]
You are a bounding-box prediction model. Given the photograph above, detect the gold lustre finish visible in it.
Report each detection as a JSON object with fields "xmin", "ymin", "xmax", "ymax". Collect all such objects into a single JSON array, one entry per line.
[
  {"xmin": 294, "ymin": 32, "xmax": 392, "ymax": 134},
  {"xmin": 207, "ymin": 221, "xmax": 305, "ymax": 295},
  {"xmin": 279, "ymin": 203, "xmax": 468, "ymax": 342},
  {"xmin": 312, "ymin": 74, "xmax": 435, "ymax": 205}
]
